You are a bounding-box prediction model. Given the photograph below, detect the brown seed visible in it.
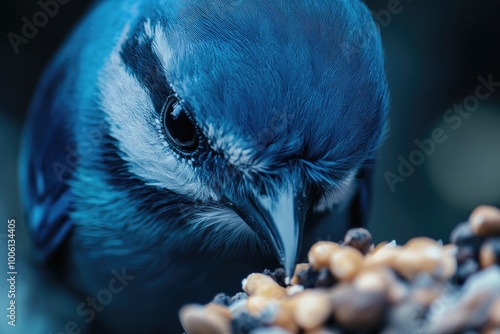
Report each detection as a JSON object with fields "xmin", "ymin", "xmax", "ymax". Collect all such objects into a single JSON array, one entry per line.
[
  {"xmin": 469, "ymin": 205, "xmax": 500, "ymax": 237},
  {"xmin": 481, "ymin": 243, "xmax": 497, "ymax": 269},
  {"xmin": 355, "ymin": 269, "xmax": 409, "ymax": 304},
  {"xmin": 343, "ymin": 228, "xmax": 373, "ymax": 255},
  {"xmin": 393, "ymin": 247, "xmax": 442, "ymax": 281},
  {"xmin": 392, "ymin": 251, "xmax": 426, "ymax": 281},
  {"xmin": 242, "ymin": 273, "xmax": 287, "ymax": 300},
  {"xmin": 353, "ymin": 270, "xmax": 389, "ymax": 294},
  {"xmin": 371, "ymin": 241, "xmax": 390, "ymax": 254},
  {"xmin": 364, "ymin": 245, "xmax": 400, "ymax": 270},
  {"xmin": 293, "ymin": 290, "xmax": 332, "ymax": 330},
  {"xmin": 480, "ymin": 238, "xmax": 500, "ymax": 269},
  {"xmin": 405, "ymin": 237, "xmax": 440, "ymax": 250},
  {"xmin": 329, "ymin": 247, "xmax": 363, "ymax": 281},
  {"xmin": 179, "ymin": 304, "xmax": 231, "ymax": 334},
  {"xmin": 331, "ymin": 285, "xmax": 387, "ymax": 331},
  {"xmin": 308, "ymin": 242, "xmax": 342, "ymax": 270}
]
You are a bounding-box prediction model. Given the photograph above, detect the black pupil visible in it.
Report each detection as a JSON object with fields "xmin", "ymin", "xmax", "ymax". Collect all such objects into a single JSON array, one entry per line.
[{"xmin": 163, "ymin": 99, "xmax": 198, "ymax": 152}]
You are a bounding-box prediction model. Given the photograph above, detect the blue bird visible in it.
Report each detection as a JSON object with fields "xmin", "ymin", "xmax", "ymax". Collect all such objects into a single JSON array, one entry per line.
[{"xmin": 20, "ymin": 0, "xmax": 388, "ymax": 332}]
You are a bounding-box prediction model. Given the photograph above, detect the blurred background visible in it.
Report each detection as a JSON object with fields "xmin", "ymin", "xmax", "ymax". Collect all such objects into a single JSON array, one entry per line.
[{"xmin": 0, "ymin": 0, "xmax": 499, "ymax": 332}]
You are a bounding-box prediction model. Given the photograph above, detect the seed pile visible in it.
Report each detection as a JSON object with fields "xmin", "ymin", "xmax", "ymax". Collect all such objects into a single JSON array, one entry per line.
[{"xmin": 179, "ymin": 205, "xmax": 500, "ymax": 334}]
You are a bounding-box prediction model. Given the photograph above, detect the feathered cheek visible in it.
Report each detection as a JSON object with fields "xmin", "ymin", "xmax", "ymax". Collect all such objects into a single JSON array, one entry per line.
[{"xmin": 313, "ymin": 170, "xmax": 359, "ymax": 212}]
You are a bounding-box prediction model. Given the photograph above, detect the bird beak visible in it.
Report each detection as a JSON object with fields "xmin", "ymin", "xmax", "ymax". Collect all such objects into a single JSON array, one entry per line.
[{"xmin": 229, "ymin": 183, "xmax": 308, "ymax": 276}]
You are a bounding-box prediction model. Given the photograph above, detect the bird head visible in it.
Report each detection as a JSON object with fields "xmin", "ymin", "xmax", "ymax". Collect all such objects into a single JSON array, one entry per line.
[{"xmin": 98, "ymin": 0, "xmax": 389, "ymax": 275}]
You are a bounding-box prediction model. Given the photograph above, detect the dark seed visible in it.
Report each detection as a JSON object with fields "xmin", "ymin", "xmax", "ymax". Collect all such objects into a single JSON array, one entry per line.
[
  {"xmin": 469, "ymin": 205, "xmax": 500, "ymax": 237},
  {"xmin": 297, "ymin": 266, "xmax": 321, "ymax": 289},
  {"xmin": 332, "ymin": 285, "xmax": 388, "ymax": 331},
  {"xmin": 315, "ymin": 267, "xmax": 337, "ymax": 288},
  {"xmin": 455, "ymin": 259, "xmax": 479, "ymax": 285},
  {"xmin": 212, "ymin": 293, "xmax": 231, "ymax": 307},
  {"xmin": 263, "ymin": 268, "xmax": 288, "ymax": 288},
  {"xmin": 344, "ymin": 228, "xmax": 373, "ymax": 255},
  {"xmin": 230, "ymin": 292, "xmax": 248, "ymax": 305},
  {"xmin": 450, "ymin": 222, "xmax": 476, "ymax": 246},
  {"xmin": 456, "ymin": 245, "xmax": 477, "ymax": 265}
]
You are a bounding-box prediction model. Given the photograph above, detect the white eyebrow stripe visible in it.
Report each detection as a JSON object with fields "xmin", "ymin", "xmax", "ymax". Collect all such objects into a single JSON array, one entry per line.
[
  {"xmin": 98, "ymin": 25, "xmax": 218, "ymax": 201},
  {"xmin": 151, "ymin": 24, "xmax": 174, "ymax": 83}
]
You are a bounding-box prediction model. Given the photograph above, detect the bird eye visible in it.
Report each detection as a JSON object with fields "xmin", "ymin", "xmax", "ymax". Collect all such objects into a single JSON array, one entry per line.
[{"xmin": 162, "ymin": 96, "xmax": 199, "ymax": 154}]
